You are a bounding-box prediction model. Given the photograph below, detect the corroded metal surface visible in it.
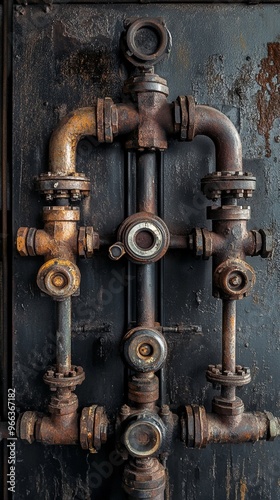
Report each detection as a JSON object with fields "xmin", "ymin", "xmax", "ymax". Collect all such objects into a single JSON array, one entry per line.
[{"xmin": 12, "ymin": 4, "xmax": 280, "ymax": 500}]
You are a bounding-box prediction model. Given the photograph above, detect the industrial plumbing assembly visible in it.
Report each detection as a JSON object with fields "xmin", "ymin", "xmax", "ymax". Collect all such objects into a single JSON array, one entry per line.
[{"xmin": 16, "ymin": 18, "xmax": 279, "ymax": 499}]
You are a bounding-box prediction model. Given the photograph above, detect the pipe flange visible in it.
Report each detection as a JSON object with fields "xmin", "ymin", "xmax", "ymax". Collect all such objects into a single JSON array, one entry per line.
[
  {"xmin": 36, "ymin": 172, "xmax": 90, "ymax": 201},
  {"xmin": 264, "ymin": 411, "xmax": 280, "ymax": 441},
  {"xmin": 175, "ymin": 95, "xmax": 196, "ymax": 141},
  {"xmin": 123, "ymin": 327, "xmax": 167, "ymax": 372},
  {"xmin": 122, "ymin": 412, "xmax": 165, "ymax": 458},
  {"xmin": 117, "ymin": 212, "xmax": 170, "ymax": 264},
  {"xmin": 43, "ymin": 365, "xmax": 85, "ymax": 390},
  {"xmin": 16, "ymin": 411, "xmax": 39, "ymax": 444},
  {"xmin": 181, "ymin": 405, "xmax": 208, "ymax": 449},
  {"xmin": 206, "ymin": 364, "xmax": 251, "ymax": 387},
  {"xmin": 201, "ymin": 171, "xmax": 256, "ymax": 200},
  {"xmin": 212, "ymin": 396, "xmax": 244, "ymax": 416},
  {"xmin": 80, "ymin": 405, "xmax": 108, "ymax": 453},
  {"xmin": 207, "ymin": 205, "xmax": 251, "ymax": 221},
  {"xmin": 37, "ymin": 258, "xmax": 81, "ymax": 299},
  {"xmin": 121, "ymin": 18, "xmax": 171, "ymax": 68},
  {"xmin": 213, "ymin": 258, "xmax": 256, "ymax": 299}
]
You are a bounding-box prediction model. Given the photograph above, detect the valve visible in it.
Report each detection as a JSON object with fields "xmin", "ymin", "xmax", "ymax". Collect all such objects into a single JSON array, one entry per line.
[
  {"xmin": 36, "ymin": 258, "xmax": 81, "ymax": 299},
  {"xmin": 122, "ymin": 412, "xmax": 165, "ymax": 458},
  {"xmin": 109, "ymin": 212, "xmax": 170, "ymax": 264},
  {"xmin": 213, "ymin": 258, "xmax": 256, "ymax": 300},
  {"xmin": 122, "ymin": 327, "xmax": 167, "ymax": 372}
]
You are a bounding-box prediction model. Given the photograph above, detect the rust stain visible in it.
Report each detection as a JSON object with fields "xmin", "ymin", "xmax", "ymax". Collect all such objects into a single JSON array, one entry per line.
[
  {"xmin": 256, "ymin": 43, "xmax": 280, "ymax": 157},
  {"xmin": 226, "ymin": 460, "xmax": 231, "ymax": 500},
  {"xmin": 239, "ymin": 34, "xmax": 247, "ymax": 51},
  {"xmin": 240, "ymin": 478, "xmax": 247, "ymax": 500}
]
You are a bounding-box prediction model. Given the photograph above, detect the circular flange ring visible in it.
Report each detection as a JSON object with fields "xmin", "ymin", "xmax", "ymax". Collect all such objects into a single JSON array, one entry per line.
[
  {"xmin": 118, "ymin": 212, "xmax": 170, "ymax": 264},
  {"xmin": 122, "ymin": 18, "xmax": 172, "ymax": 67},
  {"xmin": 43, "ymin": 365, "xmax": 85, "ymax": 390},
  {"xmin": 122, "ymin": 327, "xmax": 167, "ymax": 372}
]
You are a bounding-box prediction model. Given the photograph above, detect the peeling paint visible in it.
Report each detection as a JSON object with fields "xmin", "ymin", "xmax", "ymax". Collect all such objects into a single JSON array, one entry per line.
[{"xmin": 256, "ymin": 42, "xmax": 280, "ymax": 157}]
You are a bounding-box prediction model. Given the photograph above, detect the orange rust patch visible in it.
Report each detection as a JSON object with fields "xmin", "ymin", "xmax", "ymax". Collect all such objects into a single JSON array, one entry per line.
[
  {"xmin": 240, "ymin": 478, "xmax": 248, "ymax": 500},
  {"xmin": 256, "ymin": 43, "xmax": 280, "ymax": 158}
]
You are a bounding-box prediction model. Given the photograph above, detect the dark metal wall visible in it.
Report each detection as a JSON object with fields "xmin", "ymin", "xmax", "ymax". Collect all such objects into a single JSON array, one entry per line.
[{"xmin": 9, "ymin": 2, "xmax": 280, "ymax": 499}]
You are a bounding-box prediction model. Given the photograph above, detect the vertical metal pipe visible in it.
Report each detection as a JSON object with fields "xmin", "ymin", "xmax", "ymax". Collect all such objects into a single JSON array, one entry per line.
[
  {"xmin": 56, "ymin": 298, "xmax": 72, "ymax": 374},
  {"xmin": 136, "ymin": 152, "xmax": 157, "ymax": 327},
  {"xmin": 137, "ymin": 264, "xmax": 156, "ymax": 326},
  {"xmin": 221, "ymin": 299, "xmax": 236, "ymax": 401},
  {"xmin": 137, "ymin": 152, "xmax": 156, "ymax": 214},
  {"xmin": 159, "ymin": 151, "xmax": 167, "ymax": 406}
]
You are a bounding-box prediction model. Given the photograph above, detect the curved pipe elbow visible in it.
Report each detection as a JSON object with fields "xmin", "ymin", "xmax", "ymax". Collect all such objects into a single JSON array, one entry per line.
[
  {"xmin": 49, "ymin": 107, "xmax": 97, "ymax": 176},
  {"xmin": 194, "ymin": 105, "xmax": 243, "ymax": 172},
  {"xmin": 49, "ymin": 104, "xmax": 139, "ymax": 177}
]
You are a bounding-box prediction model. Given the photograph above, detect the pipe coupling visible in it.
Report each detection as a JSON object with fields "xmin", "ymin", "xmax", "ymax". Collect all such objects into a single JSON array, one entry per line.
[{"xmin": 122, "ymin": 457, "xmax": 166, "ymax": 499}]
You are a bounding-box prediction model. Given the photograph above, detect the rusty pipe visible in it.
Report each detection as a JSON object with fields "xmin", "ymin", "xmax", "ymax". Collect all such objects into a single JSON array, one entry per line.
[
  {"xmin": 56, "ymin": 298, "xmax": 72, "ymax": 375},
  {"xmin": 36, "ymin": 411, "xmax": 79, "ymax": 446},
  {"xmin": 49, "ymin": 104, "xmax": 139, "ymax": 176},
  {"xmin": 207, "ymin": 412, "xmax": 268, "ymax": 444},
  {"xmin": 49, "ymin": 107, "xmax": 97, "ymax": 176},
  {"xmin": 182, "ymin": 405, "xmax": 280, "ymax": 447},
  {"xmin": 136, "ymin": 152, "xmax": 157, "ymax": 327},
  {"xmin": 221, "ymin": 300, "xmax": 236, "ymax": 401},
  {"xmin": 194, "ymin": 105, "xmax": 242, "ymax": 172}
]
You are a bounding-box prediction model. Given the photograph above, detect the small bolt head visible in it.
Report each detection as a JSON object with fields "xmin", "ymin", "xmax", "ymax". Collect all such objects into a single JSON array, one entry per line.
[{"xmin": 120, "ymin": 404, "xmax": 130, "ymax": 416}]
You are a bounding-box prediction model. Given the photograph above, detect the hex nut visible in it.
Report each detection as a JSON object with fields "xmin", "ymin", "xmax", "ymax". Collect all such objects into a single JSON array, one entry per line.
[
  {"xmin": 16, "ymin": 227, "xmax": 29, "ymax": 256},
  {"xmin": 259, "ymin": 229, "xmax": 273, "ymax": 258}
]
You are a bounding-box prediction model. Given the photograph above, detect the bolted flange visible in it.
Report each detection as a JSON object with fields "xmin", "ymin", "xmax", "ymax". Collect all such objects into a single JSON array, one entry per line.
[
  {"xmin": 206, "ymin": 364, "xmax": 251, "ymax": 388},
  {"xmin": 80, "ymin": 405, "xmax": 108, "ymax": 453}
]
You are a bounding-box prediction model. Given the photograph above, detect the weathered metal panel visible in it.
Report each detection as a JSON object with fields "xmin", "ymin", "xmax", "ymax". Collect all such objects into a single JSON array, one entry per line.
[{"xmin": 11, "ymin": 3, "xmax": 280, "ymax": 499}]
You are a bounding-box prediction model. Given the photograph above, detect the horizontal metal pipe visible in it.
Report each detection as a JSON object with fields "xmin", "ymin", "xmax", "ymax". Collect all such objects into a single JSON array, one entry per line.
[
  {"xmin": 194, "ymin": 105, "xmax": 242, "ymax": 172},
  {"xmin": 207, "ymin": 412, "xmax": 268, "ymax": 444},
  {"xmin": 56, "ymin": 298, "xmax": 72, "ymax": 374}
]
